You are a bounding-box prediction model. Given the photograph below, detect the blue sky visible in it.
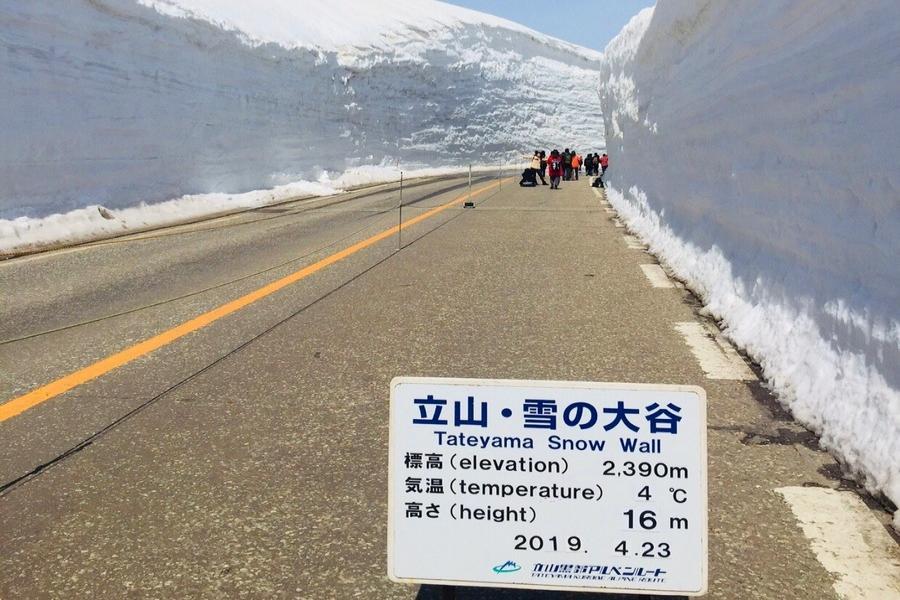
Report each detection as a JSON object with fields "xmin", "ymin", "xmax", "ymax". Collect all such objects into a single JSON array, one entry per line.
[{"xmin": 446, "ymin": 0, "xmax": 654, "ymax": 52}]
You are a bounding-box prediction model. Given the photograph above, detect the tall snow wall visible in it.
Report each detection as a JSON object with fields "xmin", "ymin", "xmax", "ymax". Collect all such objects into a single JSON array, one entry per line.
[
  {"xmin": 599, "ymin": 2, "xmax": 900, "ymax": 519},
  {"xmin": 0, "ymin": 0, "xmax": 603, "ymax": 220}
]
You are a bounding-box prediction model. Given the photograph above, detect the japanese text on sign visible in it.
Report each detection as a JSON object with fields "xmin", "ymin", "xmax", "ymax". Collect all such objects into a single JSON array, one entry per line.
[{"xmin": 388, "ymin": 377, "xmax": 708, "ymax": 596}]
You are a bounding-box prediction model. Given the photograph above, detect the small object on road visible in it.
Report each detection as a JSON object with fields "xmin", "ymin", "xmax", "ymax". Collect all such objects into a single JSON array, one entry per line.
[{"xmin": 519, "ymin": 168, "xmax": 538, "ymax": 187}]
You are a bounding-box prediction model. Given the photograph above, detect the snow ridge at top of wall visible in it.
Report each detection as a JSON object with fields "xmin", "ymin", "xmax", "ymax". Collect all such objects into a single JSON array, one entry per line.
[{"xmin": 139, "ymin": 0, "xmax": 603, "ymax": 61}]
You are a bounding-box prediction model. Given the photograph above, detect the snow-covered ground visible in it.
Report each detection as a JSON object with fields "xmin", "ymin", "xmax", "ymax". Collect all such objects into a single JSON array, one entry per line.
[
  {"xmin": 0, "ymin": 0, "xmax": 603, "ymax": 252},
  {"xmin": 599, "ymin": 2, "xmax": 899, "ymax": 523}
]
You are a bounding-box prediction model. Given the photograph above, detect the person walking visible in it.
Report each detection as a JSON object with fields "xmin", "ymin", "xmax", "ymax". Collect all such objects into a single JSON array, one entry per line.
[
  {"xmin": 562, "ymin": 148, "xmax": 572, "ymax": 181},
  {"xmin": 572, "ymin": 151, "xmax": 582, "ymax": 180},
  {"xmin": 539, "ymin": 151, "xmax": 548, "ymax": 185},
  {"xmin": 547, "ymin": 149, "xmax": 563, "ymax": 189}
]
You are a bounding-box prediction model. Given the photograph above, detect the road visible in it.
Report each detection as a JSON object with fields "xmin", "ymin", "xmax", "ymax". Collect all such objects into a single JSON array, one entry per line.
[{"xmin": 1, "ymin": 173, "xmax": 898, "ymax": 599}]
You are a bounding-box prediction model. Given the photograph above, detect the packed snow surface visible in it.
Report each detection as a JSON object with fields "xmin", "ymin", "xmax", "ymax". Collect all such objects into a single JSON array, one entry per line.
[
  {"xmin": 0, "ymin": 0, "xmax": 603, "ymax": 251},
  {"xmin": 599, "ymin": 2, "xmax": 899, "ymax": 521},
  {"xmin": 138, "ymin": 0, "xmax": 582, "ymax": 55}
]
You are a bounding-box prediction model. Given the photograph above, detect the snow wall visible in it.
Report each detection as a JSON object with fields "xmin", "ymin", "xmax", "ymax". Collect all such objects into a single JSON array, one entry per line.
[
  {"xmin": 0, "ymin": 0, "xmax": 603, "ymax": 225},
  {"xmin": 599, "ymin": 2, "xmax": 899, "ymax": 520}
]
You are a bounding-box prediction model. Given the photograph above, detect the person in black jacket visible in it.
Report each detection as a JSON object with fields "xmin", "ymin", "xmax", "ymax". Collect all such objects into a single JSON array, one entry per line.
[
  {"xmin": 539, "ymin": 151, "xmax": 548, "ymax": 185},
  {"xmin": 520, "ymin": 168, "xmax": 538, "ymax": 187}
]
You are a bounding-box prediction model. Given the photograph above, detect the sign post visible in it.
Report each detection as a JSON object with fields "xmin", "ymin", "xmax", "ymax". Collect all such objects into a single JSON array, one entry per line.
[
  {"xmin": 388, "ymin": 377, "xmax": 708, "ymax": 596},
  {"xmin": 464, "ymin": 165, "xmax": 475, "ymax": 208}
]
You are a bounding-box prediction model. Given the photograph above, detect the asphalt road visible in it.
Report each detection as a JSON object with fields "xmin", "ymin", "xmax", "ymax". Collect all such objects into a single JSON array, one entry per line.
[{"xmin": 0, "ymin": 174, "xmax": 897, "ymax": 599}]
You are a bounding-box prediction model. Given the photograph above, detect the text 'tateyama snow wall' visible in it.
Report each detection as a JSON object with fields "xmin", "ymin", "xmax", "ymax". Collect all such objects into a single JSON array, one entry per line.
[
  {"xmin": 0, "ymin": 0, "xmax": 604, "ymax": 221},
  {"xmin": 599, "ymin": 1, "xmax": 899, "ymax": 519}
]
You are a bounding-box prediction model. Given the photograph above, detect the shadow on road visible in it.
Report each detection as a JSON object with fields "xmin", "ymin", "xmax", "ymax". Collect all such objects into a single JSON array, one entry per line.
[{"xmin": 416, "ymin": 584, "xmax": 687, "ymax": 600}]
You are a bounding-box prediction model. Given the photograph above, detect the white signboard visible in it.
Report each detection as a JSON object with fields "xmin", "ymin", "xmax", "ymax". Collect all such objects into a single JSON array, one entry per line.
[{"xmin": 388, "ymin": 377, "xmax": 708, "ymax": 596}]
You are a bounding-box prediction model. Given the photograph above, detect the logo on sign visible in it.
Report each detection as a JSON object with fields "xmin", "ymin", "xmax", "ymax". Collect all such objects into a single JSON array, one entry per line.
[
  {"xmin": 492, "ymin": 560, "xmax": 522, "ymax": 574},
  {"xmin": 532, "ymin": 563, "xmax": 667, "ymax": 581}
]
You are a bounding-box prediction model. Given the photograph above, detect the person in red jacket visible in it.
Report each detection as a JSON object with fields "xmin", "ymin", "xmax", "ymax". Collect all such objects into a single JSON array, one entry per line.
[
  {"xmin": 547, "ymin": 149, "xmax": 563, "ymax": 189},
  {"xmin": 600, "ymin": 153, "xmax": 609, "ymax": 175}
]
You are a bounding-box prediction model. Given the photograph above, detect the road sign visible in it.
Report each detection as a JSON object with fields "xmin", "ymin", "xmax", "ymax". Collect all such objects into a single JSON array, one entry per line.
[{"xmin": 387, "ymin": 377, "xmax": 708, "ymax": 595}]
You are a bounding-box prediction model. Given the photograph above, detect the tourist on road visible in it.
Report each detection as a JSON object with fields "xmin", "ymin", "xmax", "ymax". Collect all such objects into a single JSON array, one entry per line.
[
  {"xmin": 547, "ymin": 149, "xmax": 563, "ymax": 189},
  {"xmin": 593, "ymin": 153, "xmax": 609, "ymax": 188},
  {"xmin": 572, "ymin": 151, "xmax": 582, "ymax": 180},
  {"xmin": 562, "ymin": 148, "xmax": 572, "ymax": 180},
  {"xmin": 529, "ymin": 151, "xmax": 547, "ymax": 185},
  {"xmin": 539, "ymin": 151, "xmax": 548, "ymax": 185}
]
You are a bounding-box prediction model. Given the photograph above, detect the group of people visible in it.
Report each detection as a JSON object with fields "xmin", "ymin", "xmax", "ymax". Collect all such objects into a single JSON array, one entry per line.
[
  {"xmin": 520, "ymin": 149, "xmax": 609, "ymax": 190},
  {"xmin": 582, "ymin": 152, "xmax": 607, "ymax": 178}
]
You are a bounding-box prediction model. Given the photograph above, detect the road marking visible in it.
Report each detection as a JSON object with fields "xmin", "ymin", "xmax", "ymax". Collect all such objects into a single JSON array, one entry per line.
[
  {"xmin": 0, "ymin": 179, "xmax": 505, "ymax": 423},
  {"xmin": 592, "ymin": 187, "xmax": 614, "ymax": 211},
  {"xmin": 640, "ymin": 264, "xmax": 674, "ymax": 288},
  {"xmin": 776, "ymin": 487, "xmax": 900, "ymax": 599},
  {"xmin": 674, "ymin": 322, "xmax": 756, "ymax": 380},
  {"xmin": 624, "ymin": 234, "xmax": 646, "ymax": 250}
]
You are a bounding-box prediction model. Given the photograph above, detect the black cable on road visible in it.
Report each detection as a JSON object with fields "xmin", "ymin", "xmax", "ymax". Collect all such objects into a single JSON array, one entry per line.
[
  {"xmin": 0, "ymin": 212, "xmax": 387, "ymax": 346},
  {"xmin": 0, "ymin": 181, "xmax": 486, "ymax": 496},
  {"xmin": 0, "ymin": 176, "xmax": 492, "ymax": 346}
]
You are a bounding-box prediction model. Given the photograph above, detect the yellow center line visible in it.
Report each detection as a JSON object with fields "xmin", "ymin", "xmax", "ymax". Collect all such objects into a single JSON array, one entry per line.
[{"xmin": 0, "ymin": 179, "xmax": 507, "ymax": 422}]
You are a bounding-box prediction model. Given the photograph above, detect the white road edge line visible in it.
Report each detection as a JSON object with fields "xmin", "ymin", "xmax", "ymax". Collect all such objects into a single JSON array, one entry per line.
[
  {"xmin": 591, "ymin": 188, "xmax": 612, "ymax": 208},
  {"xmin": 673, "ymin": 321, "xmax": 756, "ymax": 380},
  {"xmin": 640, "ymin": 264, "xmax": 675, "ymax": 288},
  {"xmin": 776, "ymin": 487, "xmax": 900, "ymax": 600},
  {"xmin": 624, "ymin": 234, "xmax": 646, "ymax": 250}
]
